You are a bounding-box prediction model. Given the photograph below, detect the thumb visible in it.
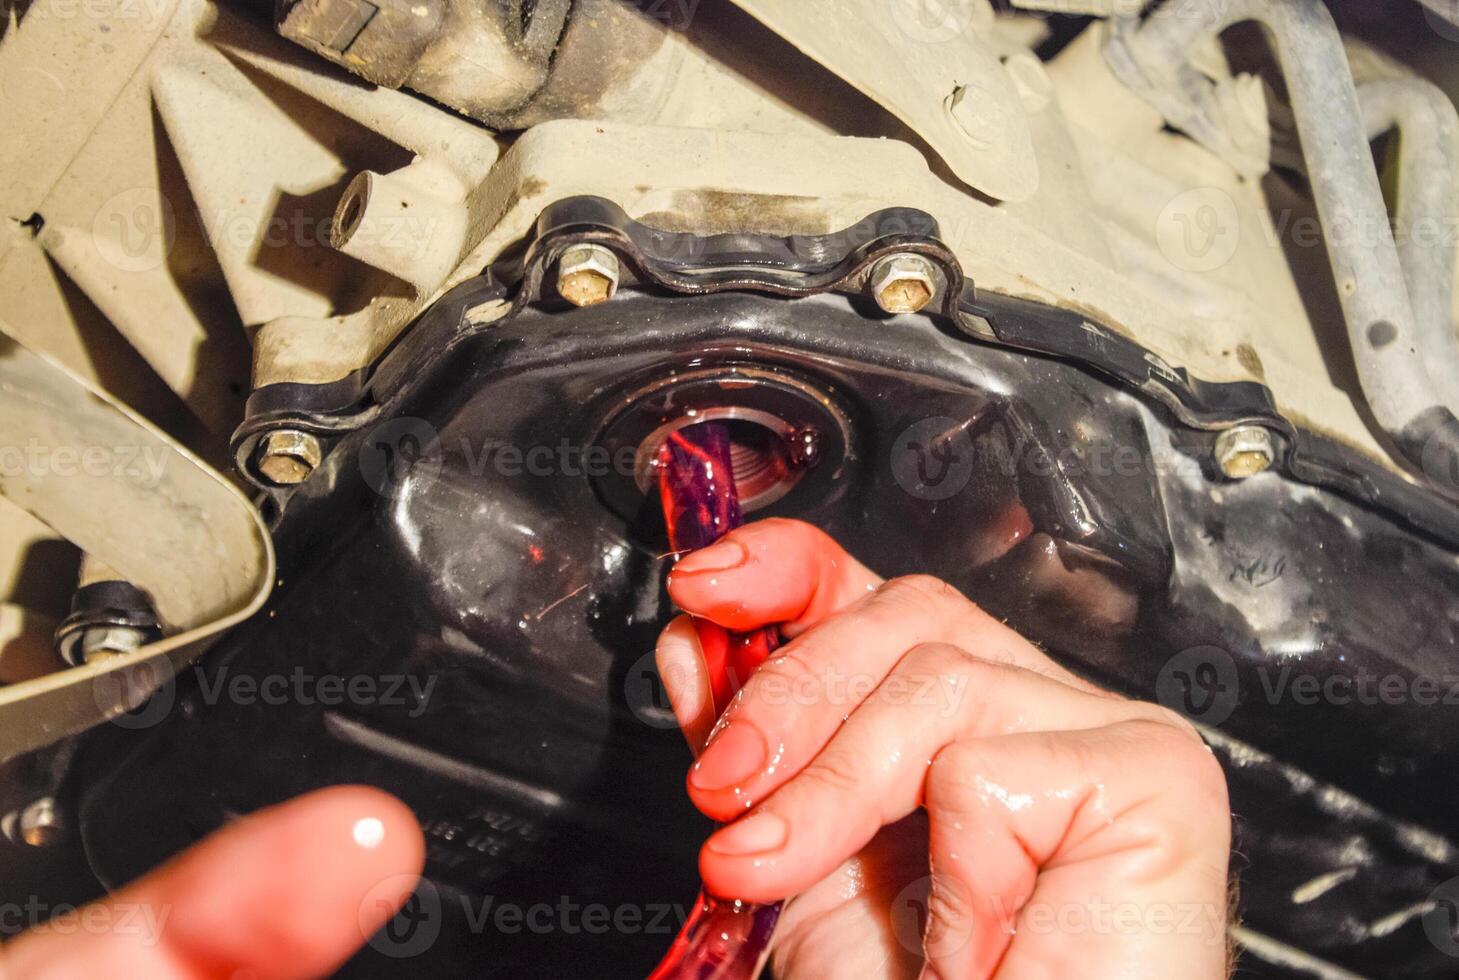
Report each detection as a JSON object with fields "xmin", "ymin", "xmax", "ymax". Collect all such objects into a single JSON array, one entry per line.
[
  {"xmin": 2, "ymin": 785, "xmax": 425, "ymax": 980},
  {"xmin": 655, "ymin": 614, "xmax": 719, "ymax": 753}
]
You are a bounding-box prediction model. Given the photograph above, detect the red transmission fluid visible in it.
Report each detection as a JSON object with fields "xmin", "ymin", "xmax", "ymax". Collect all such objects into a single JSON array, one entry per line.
[{"xmin": 648, "ymin": 421, "xmax": 782, "ymax": 980}]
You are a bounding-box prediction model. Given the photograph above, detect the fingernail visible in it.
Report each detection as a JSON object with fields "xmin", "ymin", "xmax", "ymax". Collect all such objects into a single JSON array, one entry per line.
[
  {"xmin": 675, "ymin": 540, "xmax": 748, "ymax": 575},
  {"xmin": 689, "ymin": 722, "xmax": 766, "ymax": 791},
  {"xmin": 706, "ymin": 812, "xmax": 786, "ymax": 856}
]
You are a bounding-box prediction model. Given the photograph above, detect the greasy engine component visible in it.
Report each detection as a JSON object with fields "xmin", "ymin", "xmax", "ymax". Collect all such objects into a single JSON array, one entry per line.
[
  {"xmin": 5, "ymin": 1, "xmax": 1459, "ymax": 975},
  {"xmin": 233, "ymin": 197, "xmax": 1459, "ymax": 543},
  {"xmin": 52, "ymin": 579, "xmax": 163, "ymax": 669},
  {"xmin": 1106, "ymin": 0, "xmax": 1459, "ymax": 502},
  {"xmin": 277, "ymin": 0, "xmax": 573, "ymax": 128},
  {"xmin": 273, "ymin": 0, "xmax": 735, "ymax": 132},
  {"xmin": 0, "ymin": 331, "xmax": 275, "ymax": 764},
  {"xmin": 73, "ymin": 207, "xmax": 1459, "ymax": 978}
]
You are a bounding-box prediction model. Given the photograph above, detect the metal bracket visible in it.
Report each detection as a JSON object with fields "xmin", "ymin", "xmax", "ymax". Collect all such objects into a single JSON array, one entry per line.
[{"xmin": 0, "ymin": 326, "xmax": 274, "ymax": 763}]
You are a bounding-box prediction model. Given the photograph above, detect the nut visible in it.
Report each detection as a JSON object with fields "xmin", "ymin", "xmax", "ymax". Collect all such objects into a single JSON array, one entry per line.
[
  {"xmin": 1214, "ymin": 425, "xmax": 1275, "ymax": 479},
  {"xmin": 79, "ymin": 625, "xmax": 146, "ymax": 663},
  {"xmin": 870, "ymin": 253, "xmax": 937, "ymax": 314},
  {"xmin": 557, "ymin": 244, "xmax": 619, "ymax": 307},
  {"xmin": 258, "ymin": 430, "xmax": 323, "ymax": 486},
  {"xmin": 6, "ymin": 797, "xmax": 64, "ymax": 848}
]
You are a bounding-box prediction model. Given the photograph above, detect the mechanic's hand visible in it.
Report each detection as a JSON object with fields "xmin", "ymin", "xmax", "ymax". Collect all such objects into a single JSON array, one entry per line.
[
  {"xmin": 656, "ymin": 519, "xmax": 1232, "ymax": 979},
  {"xmin": 0, "ymin": 786, "xmax": 423, "ymax": 979}
]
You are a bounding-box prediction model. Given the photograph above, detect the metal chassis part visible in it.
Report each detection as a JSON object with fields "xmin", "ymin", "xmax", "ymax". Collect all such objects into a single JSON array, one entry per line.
[
  {"xmin": 727, "ymin": 0, "xmax": 1039, "ymax": 202},
  {"xmin": 0, "ymin": 327, "xmax": 274, "ymax": 763},
  {"xmin": 232, "ymin": 196, "xmax": 1459, "ymax": 549},
  {"xmin": 3, "ymin": 0, "xmax": 1422, "ymax": 483},
  {"xmin": 1359, "ymin": 77, "xmax": 1459, "ymax": 419},
  {"xmin": 1106, "ymin": 0, "xmax": 1459, "ymax": 481}
]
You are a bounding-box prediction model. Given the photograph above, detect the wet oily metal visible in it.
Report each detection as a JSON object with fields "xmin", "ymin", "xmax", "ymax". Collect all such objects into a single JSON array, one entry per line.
[{"xmin": 78, "ymin": 290, "xmax": 1459, "ymax": 978}]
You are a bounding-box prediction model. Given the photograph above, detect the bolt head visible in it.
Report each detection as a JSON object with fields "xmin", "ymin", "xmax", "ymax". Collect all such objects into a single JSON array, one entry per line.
[
  {"xmin": 11, "ymin": 798, "xmax": 64, "ymax": 848},
  {"xmin": 79, "ymin": 625, "xmax": 147, "ymax": 662},
  {"xmin": 258, "ymin": 430, "xmax": 323, "ymax": 486},
  {"xmin": 870, "ymin": 253, "xmax": 937, "ymax": 314},
  {"xmin": 1215, "ymin": 425, "xmax": 1275, "ymax": 479},
  {"xmin": 557, "ymin": 244, "xmax": 620, "ymax": 307}
]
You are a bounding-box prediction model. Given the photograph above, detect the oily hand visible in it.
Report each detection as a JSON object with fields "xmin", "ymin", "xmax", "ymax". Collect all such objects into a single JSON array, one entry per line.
[{"xmin": 657, "ymin": 519, "xmax": 1231, "ymax": 979}]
